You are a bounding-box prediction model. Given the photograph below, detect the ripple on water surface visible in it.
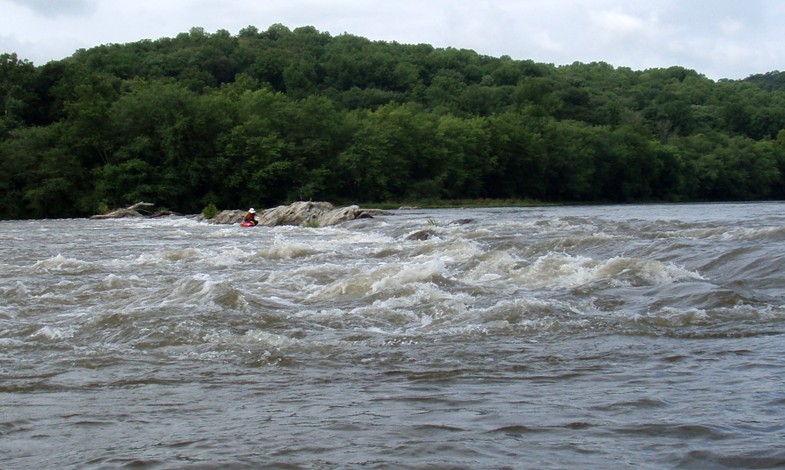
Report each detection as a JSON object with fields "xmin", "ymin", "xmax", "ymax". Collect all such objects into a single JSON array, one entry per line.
[{"xmin": 1, "ymin": 204, "xmax": 785, "ymax": 468}]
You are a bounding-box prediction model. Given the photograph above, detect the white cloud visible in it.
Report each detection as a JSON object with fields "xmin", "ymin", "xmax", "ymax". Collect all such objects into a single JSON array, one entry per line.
[
  {"xmin": 589, "ymin": 10, "xmax": 646, "ymax": 34},
  {"xmin": 0, "ymin": 0, "xmax": 782, "ymax": 78},
  {"xmin": 719, "ymin": 19, "xmax": 744, "ymax": 35},
  {"xmin": 6, "ymin": 0, "xmax": 96, "ymax": 17},
  {"xmin": 532, "ymin": 31, "xmax": 564, "ymax": 55}
]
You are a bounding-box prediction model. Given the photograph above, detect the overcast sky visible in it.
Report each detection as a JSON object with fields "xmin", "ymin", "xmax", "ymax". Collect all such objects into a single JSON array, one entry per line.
[{"xmin": 1, "ymin": 0, "xmax": 783, "ymax": 80}]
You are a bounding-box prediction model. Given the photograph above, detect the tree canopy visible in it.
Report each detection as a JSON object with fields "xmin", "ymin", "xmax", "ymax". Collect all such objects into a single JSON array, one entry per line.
[{"xmin": 2, "ymin": 25, "xmax": 785, "ymax": 219}]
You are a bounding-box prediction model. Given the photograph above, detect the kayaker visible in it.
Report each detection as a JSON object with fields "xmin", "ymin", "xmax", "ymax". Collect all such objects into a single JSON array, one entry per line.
[{"xmin": 243, "ymin": 208, "xmax": 259, "ymax": 226}]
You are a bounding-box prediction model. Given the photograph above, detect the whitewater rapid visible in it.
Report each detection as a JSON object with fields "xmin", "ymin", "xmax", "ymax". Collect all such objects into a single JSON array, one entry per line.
[{"xmin": 2, "ymin": 203, "xmax": 785, "ymax": 468}]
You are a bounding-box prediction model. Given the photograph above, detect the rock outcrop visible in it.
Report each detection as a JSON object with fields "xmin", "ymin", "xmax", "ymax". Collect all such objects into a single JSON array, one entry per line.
[
  {"xmin": 92, "ymin": 201, "xmax": 387, "ymax": 226},
  {"xmin": 406, "ymin": 229, "xmax": 436, "ymax": 241},
  {"xmin": 209, "ymin": 201, "xmax": 390, "ymax": 227},
  {"xmin": 91, "ymin": 202, "xmax": 154, "ymax": 219},
  {"xmin": 210, "ymin": 209, "xmax": 246, "ymax": 224},
  {"xmin": 91, "ymin": 208, "xmax": 144, "ymax": 219}
]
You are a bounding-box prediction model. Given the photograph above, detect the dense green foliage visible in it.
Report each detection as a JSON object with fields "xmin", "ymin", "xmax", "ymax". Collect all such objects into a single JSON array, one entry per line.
[{"xmin": 3, "ymin": 24, "xmax": 785, "ymax": 219}]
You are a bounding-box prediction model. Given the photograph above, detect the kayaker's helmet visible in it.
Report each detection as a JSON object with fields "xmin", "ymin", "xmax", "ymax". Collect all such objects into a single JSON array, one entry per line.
[{"xmin": 249, "ymin": 208, "xmax": 256, "ymax": 213}]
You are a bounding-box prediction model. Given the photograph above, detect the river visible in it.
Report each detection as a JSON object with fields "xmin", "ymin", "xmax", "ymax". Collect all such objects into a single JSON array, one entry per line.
[{"xmin": 2, "ymin": 203, "xmax": 784, "ymax": 469}]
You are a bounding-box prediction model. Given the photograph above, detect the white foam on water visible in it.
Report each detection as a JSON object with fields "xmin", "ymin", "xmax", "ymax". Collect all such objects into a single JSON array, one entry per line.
[
  {"xmin": 0, "ymin": 304, "xmax": 17, "ymax": 319},
  {"xmin": 632, "ymin": 307, "xmax": 711, "ymax": 329},
  {"xmin": 316, "ymin": 225, "xmax": 395, "ymax": 242},
  {"xmin": 160, "ymin": 247, "xmax": 203, "ymax": 262},
  {"xmin": 306, "ymin": 264, "xmax": 396, "ymax": 299},
  {"xmin": 262, "ymin": 242, "xmax": 320, "ymax": 260},
  {"xmin": 459, "ymin": 250, "xmax": 519, "ymax": 287},
  {"xmin": 99, "ymin": 273, "xmax": 127, "ymax": 290},
  {"xmin": 169, "ymin": 217, "xmax": 202, "ymax": 227},
  {"xmin": 526, "ymin": 217, "xmax": 598, "ymax": 236},
  {"xmin": 306, "ymin": 256, "xmax": 453, "ymax": 301},
  {"xmin": 205, "ymin": 247, "xmax": 253, "ymax": 267},
  {"xmin": 134, "ymin": 248, "xmax": 201, "ymax": 265},
  {"xmin": 158, "ymin": 274, "xmax": 248, "ymax": 311},
  {"xmin": 206, "ymin": 226, "xmax": 252, "ymax": 238},
  {"xmin": 131, "ymin": 245, "xmax": 253, "ymax": 269},
  {"xmin": 30, "ymin": 254, "xmax": 96, "ymax": 274},
  {"xmin": 372, "ymin": 257, "xmax": 450, "ymax": 293},
  {"xmin": 332, "ymin": 290, "xmax": 604, "ymax": 339},
  {"xmin": 91, "ymin": 273, "xmax": 148, "ymax": 292},
  {"xmin": 510, "ymin": 253, "xmax": 597, "ymax": 288},
  {"xmin": 594, "ymin": 257, "xmax": 705, "ymax": 287},
  {"xmin": 352, "ymin": 283, "xmax": 475, "ymax": 329},
  {"xmin": 465, "ymin": 296, "xmax": 596, "ymax": 335},
  {"xmin": 504, "ymin": 253, "xmax": 704, "ymax": 289},
  {"xmin": 639, "ymin": 303, "xmax": 785, "ymax": 327},
  {"xmin": 0, "ymin": 337, "xmax": 25, "ymax": 347},
  {"xmin": 162, "ymin": 229, "xmax": 192, "ymax": 239},
  {"xmin": 265, "ymin": 226, "xmax": 398, "ymax": 258},
  {"xmin": 727, "ymin": 225, "xmax": 785, "ymax": 242},
  {"xmin": 119, "ymin": 217, "xmax": 202, "ymax": 231},
  {"xmin": 31, "ymin": 325, "xmax": 74, "ymax": 340},
  {"xmin": 2, "ymin": 280, "xmax": 31, "ymax": 299},
  {"xmin": 242, "ymin": 329, "xmax": 300, "ymax": 348},
  {"xmin": 653, "ymin": 226, "xmax": 732, "ymax": 241}
]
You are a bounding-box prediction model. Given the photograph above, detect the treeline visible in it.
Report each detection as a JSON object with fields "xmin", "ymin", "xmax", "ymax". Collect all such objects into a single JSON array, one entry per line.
[{"xmin": 2, "ymin": 24, "xmax": 785, "ymax": 219}]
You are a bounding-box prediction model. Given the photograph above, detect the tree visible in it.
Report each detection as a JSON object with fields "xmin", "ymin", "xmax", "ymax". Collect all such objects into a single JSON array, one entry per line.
[
  {"xmin": 0, "ymin": 124, "xmax": 89, "ymax": 218},
  {"xmin": 3, "ymin": 24, "xmax": 785, "ymax": 219},
  {"xmin": 0, "ymin": 53, "xmax": 39, "ymax": 132},
  {"xmin": 100, "ymin": 79, "xmax": 230, "ymax": 210},
  {"xmin": 337, "ymin": 104, "xmax": 436, "ymax": 201},
  {"xmin": 434, "ymin": 114, "xmax": 490, "ymax": 198}
]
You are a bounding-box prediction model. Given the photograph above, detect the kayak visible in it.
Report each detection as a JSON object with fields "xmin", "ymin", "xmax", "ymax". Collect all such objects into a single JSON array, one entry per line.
[{"xmin": 240, "ymin": 221, "xmax": 256, "ymax": 227}]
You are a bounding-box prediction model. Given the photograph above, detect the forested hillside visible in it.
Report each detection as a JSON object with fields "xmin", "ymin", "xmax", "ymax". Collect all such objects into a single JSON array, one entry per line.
[{"xmin": 2, "ymin": 24, "xmax": 785, "ymax": 219}]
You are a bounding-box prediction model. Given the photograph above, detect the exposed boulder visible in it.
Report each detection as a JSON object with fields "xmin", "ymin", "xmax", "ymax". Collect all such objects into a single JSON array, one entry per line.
[
  {"xmin": 209, "ymin": 209, "xmax": 245, "ymax": 224},
  {"xmin": 259, "ymin": 201, "xmax": 335, "ymax": 226},
  {"xmin": 127, "ymin": 202, "xmax": 155, "ymax": 212},
  {"xmin": 150, "ymin": 210, "xmax": 182, "ymax": 218},
  {"xmin": 94, "ymin": 201, "xmax": 390, "ymax": 225},
  {"xmin": 315, "ymin": 205, "xmax": 379, "ymax": 227},
  {"xmin": 406, "ymin": 229, "xmax": 436, "ymax": 241},
  {"xmin": 91, "ymin": 202, "xmax": 158, "ymax": 219},
  {"xmin": 208, "ymin": 202, "xmax": 391, "ymax": 227},
  {"xmin": 91, "ymin": 208, "xmax": 143, "ymax": 219}
]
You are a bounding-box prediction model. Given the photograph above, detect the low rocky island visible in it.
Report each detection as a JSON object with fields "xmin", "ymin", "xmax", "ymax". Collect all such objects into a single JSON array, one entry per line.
[
  {"xmin": 90, "ymin": 202, "xmax": 180, "ymax": 219},
  {"xmin": 207, "ymin": 201, "xmax": 389, "ymax": 227},
  {"xmin": 92, "ymin": 201, "xmax": 390, "ymax": 227}
]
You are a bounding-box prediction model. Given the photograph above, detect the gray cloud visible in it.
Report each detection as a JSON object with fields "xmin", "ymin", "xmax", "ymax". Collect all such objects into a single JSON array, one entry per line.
[{"xmin": 6, "ymin": 0, "xmax": 96, "ymax": 17}]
